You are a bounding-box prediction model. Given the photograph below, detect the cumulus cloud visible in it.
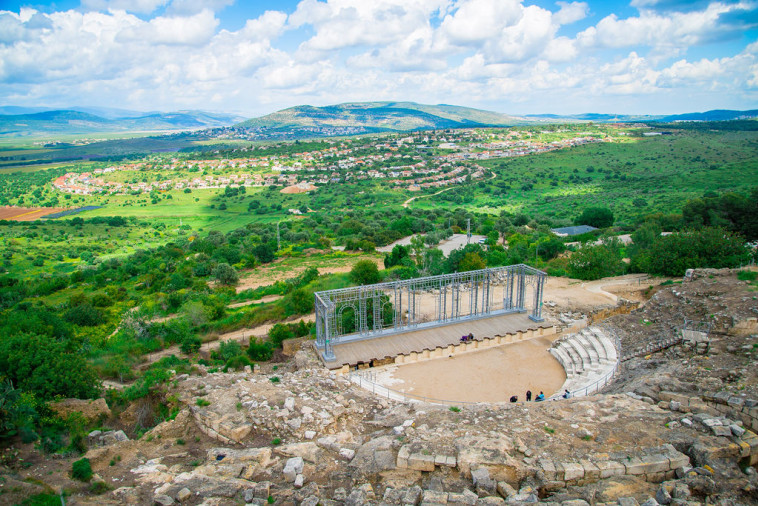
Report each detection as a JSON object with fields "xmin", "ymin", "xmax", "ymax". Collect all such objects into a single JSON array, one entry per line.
[
  {"xmin": 0, "ymin": 0, "xmax": 756, "ymax": 115},
  {"xmin": 554, "ymin": 1, "xmax": 589, "ymax": 25},
  {"xmin": 290, "ymin": 0, "xmax": 448, "ymax": 53},
  {"xmin": 80, "ymin": 0, "xmax": 170, "ymax": 15},
  {"xmin": 577, "ymin": 1, "xmax": 757, "ymax": 50}
]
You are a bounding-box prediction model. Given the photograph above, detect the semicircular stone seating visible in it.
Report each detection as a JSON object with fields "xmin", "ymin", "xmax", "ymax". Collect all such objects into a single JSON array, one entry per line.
[{"xmin": 549, "ymin": 326, "xmax": 619, "ymax": 397}]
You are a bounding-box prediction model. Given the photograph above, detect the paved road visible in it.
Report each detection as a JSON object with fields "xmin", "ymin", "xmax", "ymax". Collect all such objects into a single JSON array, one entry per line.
[{"xmin": 377, "ymin": 233, "xmax": 486, "ymax": 256}]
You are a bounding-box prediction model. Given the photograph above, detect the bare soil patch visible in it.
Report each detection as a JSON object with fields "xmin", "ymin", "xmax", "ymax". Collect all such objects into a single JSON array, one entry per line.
[
  {"xmin": 236, "ymin": 254, "xmax": 384, "ymax": 292},
  {"xmin": 0, "ymin": 206, "xmax": 67, "ymax": 221}
]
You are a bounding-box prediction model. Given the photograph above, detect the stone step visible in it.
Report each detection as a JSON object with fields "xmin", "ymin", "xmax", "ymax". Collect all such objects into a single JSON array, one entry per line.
[
  {"xmin": 550, "ymin": 348, "xmax": 575, "ymax": 377},
  {"xmin": 559, "ymin": 340, "xmax": 584, "ymax": 374},
  {"xmin": 590, "ymin": 328, "xmax": 618, "ymax": 362},
  {"xmin": 583, "ymin": 329, "xmax": 613, "ymax": 365},
  {"xmin": 575, "ymin": 332, "xmax": 600, "ymax": 367},
  {"xmin": 566, "ymin": 338, "xmax": 592, "ymax": 372}
]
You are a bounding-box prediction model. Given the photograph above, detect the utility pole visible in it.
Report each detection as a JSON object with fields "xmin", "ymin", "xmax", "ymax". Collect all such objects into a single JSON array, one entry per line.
[{"xmin": 466, "ymin": 218, "xmax": 471, "ymax": 244}]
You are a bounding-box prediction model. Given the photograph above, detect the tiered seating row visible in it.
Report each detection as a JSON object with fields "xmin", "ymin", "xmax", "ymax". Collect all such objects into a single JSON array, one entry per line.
[{"xmin": 549, "ymin": 327, "xmax": 619, "ymax": 397}]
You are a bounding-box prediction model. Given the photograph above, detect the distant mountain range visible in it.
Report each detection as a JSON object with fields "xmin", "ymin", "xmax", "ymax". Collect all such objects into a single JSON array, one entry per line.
[
  {"xmin": 234, "ymin": 102, "xmax": 529, "ymax": 132},
  {"xmin": 0, "ymin": 108, "xmax": 246, "ymax": 137},
  {"xmin": 525, "ymin": 109, "xmax": 758, "ymax": 122},
  {"xmin": 1, "ymin": 102, "xmax": 756, "ymax": 138}
]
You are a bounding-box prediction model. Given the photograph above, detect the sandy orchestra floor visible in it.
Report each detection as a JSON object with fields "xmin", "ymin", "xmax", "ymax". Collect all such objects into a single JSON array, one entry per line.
[{"xmin": 373, "ymin": 334, "xmax": 565, "ymax": 404}]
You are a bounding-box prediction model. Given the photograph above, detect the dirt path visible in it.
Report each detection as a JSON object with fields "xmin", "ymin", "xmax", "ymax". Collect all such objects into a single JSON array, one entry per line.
[
  {"xmin": 227, "ymin": 295, "xmax": 283, "ymax": 308},
  {"xmin": 136, "ymin": 313, "xmax": 317, "ymax": 368},
  {"xmin": 236, "ymin": 255, "xmax": 383, "ymax": 292},
  {"xmin": 402, "ymin": 187, "xmax": 455, "ymax": 208}
]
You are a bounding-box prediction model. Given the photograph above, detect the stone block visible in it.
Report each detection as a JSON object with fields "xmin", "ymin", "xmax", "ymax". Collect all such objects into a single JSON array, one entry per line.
[
  {"xmin": 496, "ymin": 481, "xmax": 516, "ymax": 499},
  {"xmin": 711, "ymin": 425, "xmax": 732, "ymax": 437},
  {"xmin": 623, "ymin": 457, "xmax": 647, "ymax": 475},
  {"xmin": 641, "ymin": 454, "xmax": 673, "ymax": 474},
  {"xmin": 409, "ymin": 453, "xmax": 436, "ymax": 472},
  {"xmin": 539, "ymin": 459, "xmax": 557, "ymax": 481},
  {"xmin": 666, "ymin": 453, "xmax": 690, "ymax": 470},
  {"xmin": 560, "ymin": 461, "xmax": 584, "ymax": 481},
  {"xmin": 422, "ymin": 490, "xmax": 448, "ymax": 504},
  {"xmin": 595, "ymin": 460, "xmax": 625, "ymax": 478},
  {"xmin": 397, "ymin": 445, "xmax": 411, "ymax": 469},
  {"xmin": 283, "ymin": 457, "xmax": 304, "ymax": 482},
  {"xmin": 580, "ymin": 459, "xmax": 600, "ymax": 481}
]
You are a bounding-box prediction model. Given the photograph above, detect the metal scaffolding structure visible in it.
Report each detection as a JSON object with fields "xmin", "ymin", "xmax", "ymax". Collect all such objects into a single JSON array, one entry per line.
[{"xmin": 314, "ymin": 264, "xmax": 546, "ymax": 362}]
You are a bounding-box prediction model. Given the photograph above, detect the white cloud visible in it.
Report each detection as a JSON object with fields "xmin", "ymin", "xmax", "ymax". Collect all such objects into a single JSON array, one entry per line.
[
  {"xmin": 290, "ymin": 0, "xmax": 449, "ymax": 53},
  {"xmin": 577, "ymin": 2, "xmax": 755, "ymax": 50},
  {"xmin": 116, "ymin": 9, "xmax": 218, "ymax": 46},
  {"xmin": 80, "ymin": 0, "xmax": 170, "ymax": 15},
  {"xmin": 1, "ymin": 1, "xmax": 757, "ymax": 115},
  {"xmin": 554, "ymin": 1, "xmax": 588, "ymax": 25}
]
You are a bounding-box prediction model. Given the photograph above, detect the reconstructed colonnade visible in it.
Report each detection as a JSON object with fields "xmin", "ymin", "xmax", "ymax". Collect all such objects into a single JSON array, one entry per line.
[{"xmin": 314, "ymin": 264, "xmax": 546, "ymax": 362}]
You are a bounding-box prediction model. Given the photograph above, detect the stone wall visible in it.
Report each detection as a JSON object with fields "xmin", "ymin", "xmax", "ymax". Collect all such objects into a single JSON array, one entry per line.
[{"xmin": 587, "ymin": 299, "xmax": 640, "ymax": 325}]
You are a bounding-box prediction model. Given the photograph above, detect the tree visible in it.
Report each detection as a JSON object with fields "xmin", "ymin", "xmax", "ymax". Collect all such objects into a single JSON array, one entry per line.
[
  {"xmin": 212, "ymin": 263, "xmax": 238, "ymax": 286},
  {"xmin": 459, "ymin": 252, "xmax": 486, "ymax": 272},
  {"xmin": 636, "ymin": 227, "xmax": 749, "ymax": 276},
  {"xmin": 349, "ymin": 260, "xmax": 380, "ymax": 285},
  {"xmin": 0, "ymin": 333, "xmax": 100, "ymax": 401},
  {"xmin": 576, "ymin": 207, "xmax": 614, "ymax": 228},
  {"xmin": 384, "ymin": 244, "xmax": 410, "ymax": 268},
  {"xmin": 253, "ymin": 243, "xmax": 275, "ymax": 263},
  {"xmin": 567, "ymin": 237, "xmax": 625, "ymax": 280}
]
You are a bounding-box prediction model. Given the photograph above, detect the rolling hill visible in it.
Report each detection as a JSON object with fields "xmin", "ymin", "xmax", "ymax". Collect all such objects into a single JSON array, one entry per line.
[
  {"xmin": 235, "ymin": 102, "xmax": 532, "ymax": 132},
  {"xmin": 0, "ymin": 109, "xmax": 246, "ymax": 137}
]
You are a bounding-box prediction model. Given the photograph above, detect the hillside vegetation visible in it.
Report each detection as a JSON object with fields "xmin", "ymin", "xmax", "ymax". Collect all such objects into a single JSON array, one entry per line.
[{"xmin": 237, "ymin": 102, "xmax": 530, "ymax": 131}]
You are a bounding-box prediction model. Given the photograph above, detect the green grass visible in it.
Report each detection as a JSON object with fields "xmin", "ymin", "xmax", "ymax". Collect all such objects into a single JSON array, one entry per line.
[{"xmin": 413, "ymin": 129, "xmax": 758, "ymax": 225}]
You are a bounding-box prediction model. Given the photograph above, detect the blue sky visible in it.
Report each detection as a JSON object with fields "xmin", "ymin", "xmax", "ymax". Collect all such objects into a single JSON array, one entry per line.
[{"xmin": 1, "ymin": 0, "xmax": 757, "ymax": 117}]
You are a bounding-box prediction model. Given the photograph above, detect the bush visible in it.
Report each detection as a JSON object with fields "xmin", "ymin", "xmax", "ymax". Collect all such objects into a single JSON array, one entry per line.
[
  {"xmin": 349, "ymin": 260, "xmax": 380, "ymax": 285},
  {"xmin": 179, "ymin": 335, "xmax": 202, "ymax": 354},
  {"xmin": 635, "ymin": 227, "xmax": 749, "ymax": 277},
  {"xmin": 268, "ymin": 324, "xmax": 294, "ymax": 348},
  {"xmin": 224, "ymin": 354, "xmax": 252, "ymax": 372},
  {"xmin": 71, "ymin": 458, "xmax": 93, "ymax": 481},
  {"xmin": 567, "ymin": 237, "xmax": 626, "ymax": 280},
  {"xmin": 576, "ymin": 207, "xmax": 614, "ymax": 228},
  {"xmin": 247, "ymin": 338, "xmax": 273, "ymax": 361}
]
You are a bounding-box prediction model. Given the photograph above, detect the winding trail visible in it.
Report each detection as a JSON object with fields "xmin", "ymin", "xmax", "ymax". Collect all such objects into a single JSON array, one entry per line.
[{"xmin": 402, "ymin": 187, "xmax": 455, "ymax": 208}]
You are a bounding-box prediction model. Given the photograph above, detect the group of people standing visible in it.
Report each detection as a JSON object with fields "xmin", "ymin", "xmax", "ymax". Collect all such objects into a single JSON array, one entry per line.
[{"xmin": 509, "ymin": 389, "xmax": 570, "ymax": 403}]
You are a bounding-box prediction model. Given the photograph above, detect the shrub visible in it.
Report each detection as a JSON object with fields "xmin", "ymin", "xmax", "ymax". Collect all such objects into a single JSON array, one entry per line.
[
  {"xmin": 567, "ymin": 237, "xmax": 626, "ymax": 280},
  {"xmin": 349, "ymin": 260, "xmax": 380, "ymax": 285},
  {"xmin": 179, "ymin": 335, "xmax": 202, "ymax": 354},
  {"xmin": 576, "ymin": 207, "xmax": 614, "ymax": 228},
  {"xmin": 71, "ymin": 458, "xmax": 92, "ymax": 481},
  {"xmin": 224, "ymin": 354, "xmax": 252, "ymax": 371},
  {"xmin": 247, "ymin": 338, "xmax": 273, "ymax": 361},
  {"xmin": 212, "ymin": 263, "xmax": 238, "ymax": 286},
  {"xmin": 636, "ymin": 227, "xmax": 749, "ymax": 277}
]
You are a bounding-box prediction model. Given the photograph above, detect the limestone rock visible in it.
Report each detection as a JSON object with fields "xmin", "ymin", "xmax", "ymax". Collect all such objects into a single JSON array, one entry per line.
[{"xmin": 283, "ymin": 457, "xmax": 304, "ymax": 482}]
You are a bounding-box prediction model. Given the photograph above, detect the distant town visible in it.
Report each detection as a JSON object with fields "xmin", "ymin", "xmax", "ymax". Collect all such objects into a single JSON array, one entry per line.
[{"xmin": 52, "ymin": 128, "xmax": 609, "ymax": 196}]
